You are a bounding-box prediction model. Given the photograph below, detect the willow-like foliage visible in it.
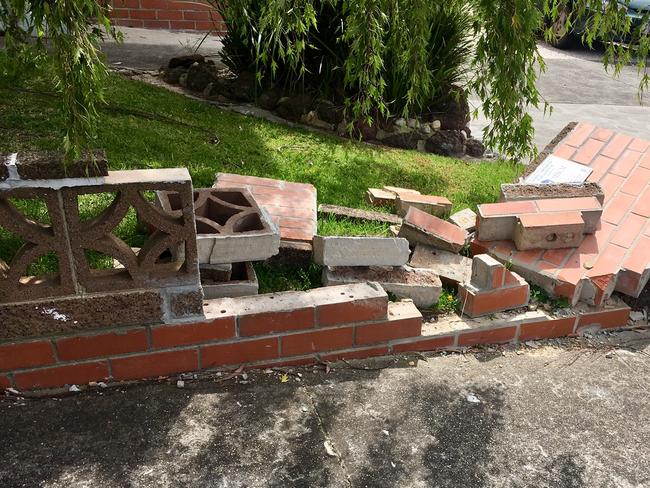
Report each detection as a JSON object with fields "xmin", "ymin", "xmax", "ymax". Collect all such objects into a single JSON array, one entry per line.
[
  {"xmin": 218, "ymin": 0, "xmax": 649, "ymax": 161},
  {"xmin": 0, "ymin": 0, "xmax": 120, "ymax": 161}
]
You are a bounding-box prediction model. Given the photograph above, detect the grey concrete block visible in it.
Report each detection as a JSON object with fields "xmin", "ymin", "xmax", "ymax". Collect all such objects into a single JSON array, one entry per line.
[
  {"xmin": 323, "ymin": 265, "xmax": 442, "ymax": 308},
  {"xmin": 470, "ymin": 254, "xmax": 505, "ymax": 290},
  {"xmin": 408, "ymin": 244, "xmax": 471, "ymax": 286},
  {"xmin": 448, "ymin": 208, "xmax": 477, "ymax": 233},
  {"xmin": 500, "ymin": 182, "xmax": 605, "ymax": 205},
  {"xmin": 313, "ymin": 236, "xmax": 411, "ymax": 267},
  {"xmin": 201, "ymin": 262, "xmax": 258, "ymax": 299}
]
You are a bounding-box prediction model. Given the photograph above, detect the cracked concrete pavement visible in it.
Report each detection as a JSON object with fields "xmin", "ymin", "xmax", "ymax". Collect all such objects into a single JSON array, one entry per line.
[{"xmin": 2, "ymin": 329, "xmax": 650, "ymax": 488}]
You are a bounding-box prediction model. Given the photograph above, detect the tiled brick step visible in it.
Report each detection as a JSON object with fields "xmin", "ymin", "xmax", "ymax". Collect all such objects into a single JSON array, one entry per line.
[
  {"xmin": 391, "ymin": 298, "xmax": 632, "ymax": 352},
  {"xmin": 0, "ymin": 286, "xmax": 426, "ymax": 391}
]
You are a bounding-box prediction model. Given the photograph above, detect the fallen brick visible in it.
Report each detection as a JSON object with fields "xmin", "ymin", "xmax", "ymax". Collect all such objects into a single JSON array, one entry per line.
[
  {"xmin": 323, "ymin": 265, "xmax": 442, "ymax": 308},
  {"xmin": 398, "ymin": 207, "xmax": 468, "ymax": 253},
  {"xmin": 513, "ymin": 211, "xmax": 585, "ymax": 251},
  {"xmin": 383, "ymin": 186, "xmax": 421, "ymax": 195},
  {"xmin": 318, "ymin": 204, "xmax": 402, "ymax": 225},
  {"xmin": 408, "ymin": 244, "xmax": 471, "ymax": 286},
  {"xmin": 449, "ymin": 208, "xmax": 477, "ymax": 233},
  {"xmin": 312, "ymin": 235, "xmax": 411, "ymax": 267},
  {"xmin": 366, "ymin": 188, "xmax": 399, "ymax": 207},
  {"xmin": 395, "ymin": 194, "xmax": 452, "ymax": 218},
  {"xmin": 500, "ymin": 182, "xmax": 605, "ymax": 205}
]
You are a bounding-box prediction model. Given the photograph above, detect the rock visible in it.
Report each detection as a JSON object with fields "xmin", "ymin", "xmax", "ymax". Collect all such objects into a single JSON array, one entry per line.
[
  {"xmin": 417, "ymin": 140, "xmax": 426, "ymax": 152},
  {"xmin": 424, "ymin": 130, "xmax": 465, "ymax": 156},
  {"xmin": 449, "ymin": 208, "xmax": 478, "ymax": 233},
  {"xmin": 316, "ymin": 100, "xmax": 344, "ymax": 125},
  {"xmin": 382, "ymin": 132, "xmax": 419, "ymax": 150},
  {"xmin": 162, "ymin": 67, "xmax": 187, "ymax": 84},
  {"xmin": 353, "ymin": 119, "xmax": 378, "ymax": 140},
  {"xmin": 421, "ymin": 124, "xmax": 432, "ymax": 135},
  {"xmin": 230, "ymin": 71, "xmax": 257, "ymax": 102},
  {"xmin": 302, "ymin": 112, "xmax": 334, "ymax": 131},
  {"xmin": 431, "ymin": 120, "xmax": 441, "ymax": 130},
  {"xmin": 394, "ymin": 118, "xmax": 407, "ymax": 128},
  {"xmin": 427, "ymin": 92, "xmax": 470, "ymax": 131},
  {"xmin": 376, "ymin": 128, "xmax": 390, "ymax": 140},
  {"xmin": 186, "ymin": 63, "xmax": 216, "ymax": 92},
  {"xmin": 179, "ymin": 73, "xmax": 188, "ymax": 87},
  {"xmin": 168, "ymin": 54, "xmax": 205, "ymax": 69},
  {"xmin": 407, "ymin": 118, "xmax": 419, "ymax": 129},
  {"xmin": 257, "ymin": 87, "xmax": 283, "ymax": 110},
  {"xmin": 276, "ymin": 93, "xmax": 314, "ymax": 122},
  {"xmin": 629, "ymin": 311, "xmax": 645, "ymax": 322},
  {"xmin": 465, "ymin": 137, "xmax": 485, "ymax": 158}
]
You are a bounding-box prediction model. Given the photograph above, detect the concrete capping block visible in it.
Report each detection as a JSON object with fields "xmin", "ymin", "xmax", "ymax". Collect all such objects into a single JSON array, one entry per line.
[
  {"xmin": 514, "ymin": 211, "xmax": 585, "ymax": 251},
  {"xmin": 323, "ymin": 265, "xmax": 442, "ymax": 308},
  {"xmin": 408, "ymin": 244, "xmax": 472, "ymax": 286},
  {"xmin": 312, "ymin": 235, "xmax": 411, "ymax": 267},
  {"xmin": 317, "ymin": 204, "xmax": 402, "ymax": 225},
  {"xmin": 395, "ymin": 194, "xmax": 452, "ymax": 218},
  {"xmin": 449, "ymin": 208, "xmax": 477, "ymax": 233},
  {"xmin": 500, "ymin": 182, "xmax": 605, "ymax": 205}
]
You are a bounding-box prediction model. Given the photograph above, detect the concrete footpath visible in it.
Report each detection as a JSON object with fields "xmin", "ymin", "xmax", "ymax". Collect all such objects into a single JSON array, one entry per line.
[{"xmin": 2, "ymin": 329, "xmax": 649, "ymax": 488}]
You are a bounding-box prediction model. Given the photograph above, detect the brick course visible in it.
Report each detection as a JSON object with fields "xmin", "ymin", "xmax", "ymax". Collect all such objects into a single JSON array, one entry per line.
[{"xmin": 110, "ymin": 0, "xmax": 227, "ymax": 32}]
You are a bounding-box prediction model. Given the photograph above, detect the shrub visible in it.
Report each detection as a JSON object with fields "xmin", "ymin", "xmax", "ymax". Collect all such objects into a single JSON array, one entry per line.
[{"xmin": 212, "ymin": 0, "xmax": 472, "ymax": 118}]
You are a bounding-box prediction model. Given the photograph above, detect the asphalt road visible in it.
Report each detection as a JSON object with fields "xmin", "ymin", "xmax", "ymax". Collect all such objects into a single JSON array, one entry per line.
[{"xmin": 2, "ymin": 329, "xmax": 650, "ymax": 488}]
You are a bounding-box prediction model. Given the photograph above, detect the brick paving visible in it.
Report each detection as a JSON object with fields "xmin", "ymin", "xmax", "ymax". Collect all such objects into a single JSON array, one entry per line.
[
  {"xmin": 214, "ymin": 173, "xmax": 317, "ymax": 244},
  {"xmin": 474, "ymin": 123, "xmax": 650, "ymax": 306}
]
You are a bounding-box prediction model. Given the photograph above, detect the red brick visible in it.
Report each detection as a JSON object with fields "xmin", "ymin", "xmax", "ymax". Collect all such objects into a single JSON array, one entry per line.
[
  {"xmin": 320, "ymin": 346, "xmax": 390, "ymax": 362},
  {"xmin": 0, "ymin": 341, "xmax": 54, "ymax": 371},
  {"xmin": 170, "ymin": 19, "xmax": 197, "ymax": 29},
  {"xmin": 459, "ymin": 285, "xmax": 529, "ymax": 317},
  {"xmin": 156, "ymin": 9, "xmax": 183, "ymax": 20},
  {"xmin": 281, "ymin": 328, "xmax": 354, "ymax": 356},
  {"xmin": 111, "ymin": 8, "xmax": 130, "ymax": 18},
  {"xmin": 597, "ymin": 173, "xmax": 625, "ymax": 202},
  {"xmin": 195, "ymin": 20, "xmax": 223, "ymax": 31},
  {"xmin": 201, "ymin": 338, "xmax": 278, "ymax": 367},
  {"xmin": 563, "ymin": 123, "xmax": 595, "ymax": 147},
  {"xmin": 609, "ymin": 213, "xmax": 646, "ymax": 249},
  {"xmin": 280, "ymin": 228, "xmax": 315, "ymax": 242},
  {"xmin": 0, "ymin": 374, "xmax": 11, "ymax": 389},
  {"xmin": 602, "ymin": 193, "xmax": 635, "ymax": 225},
  {"xmin": 470, "ymin": 239, "xmax": 493, "ymax": 255},
  {"xmin": 479, "ymin": 200, "xmax": 537, "ymax": 217},
  {"xmin": 15, "ymin": 362, "xmax": 109, "ymax": 391},
  {"xmin": 355, "ymin": 317, "xmax": 422, "ymax": 345},
  {"xmin": 404, "ymin": 207, "xmax": 467, "ymax": 248},
  {"xmin": 169, "ymin": 0, "xmax": 212, "ymax": 10},
  {"xmin": 392, "ymin": 335, "xmax": 455, "ymax": 353},
  {"xmin": 573, "ymin": 139, "xmax": 605, "ymax": 165},
  {"xmin": 152, "ymin": 317, "xmax": 236, "ymax": 348},
  {"xmin": 576, "ymin": 307, "xmax": 630, "ymax": 331},
  {"xmin": 620, "ymin": 166, "xmax": 650, "ymax": 196},
  {"xmin": 601, "ymin": 133, "xmax": 633, "ymax": 159},
  {"xmin": 239, "ymin": 308, "xmax": 314, "ymax": 337},
  {"xmin": 640, "ymin": 151, "xmax": 650, "ymax": 169},
  {"xmin": 458, "ymin": 326, "xmax": 517, "ymax": 346},
  {"xmin": 632, "ymin": 187, "xmax": 650, "ymax": 217},
  {"xmin": 542, "ymin": 248, "xmax": 571, "ymax": 266},
  {"xmin": 183, "ymin": 10, "xmax": 211, "ymax": 20},
  {"xmin": 535, "ymin": 197, "xmax": 601, "ymax": 213},
  {"xmin": 553, "ymin": 144, "xmax": 576, "ymax": 159},
  {"xmin": 611, "ymin": 150, "xmax": 642, "ymax": 177},
  {"xmin": 139, "ymin": 0, "xmax": 167, "ymax": 8},
  {"xmin": 57, "ymin": 329, "xmax": 148, "ymax": 361},
  {"xmin": 217, "ymin": 173, "xmax": 284, "ymax": 189},
  {"xmin": 129, "ymin": 8, "xmax": 157, "ymax": 19},
  {"xmin": 143, "ymin": 19, "xmax": 171, "ymax": 28},
  {"xmin": 112, "ymin": 0, "xmax": 140, "ymax": 7},
  {"xmin": 628, "ymin": 138, "xmax": 650, "ymax": 152},
  {"xmin": 587, "ymin": 156, "xmax": 615, "ymax": 183},
  {"xmin": 519, "ymin": 317, "xmax": 576, "ymax": 341},
  {"xmin": 111, "ymin": 349, "xmax": 198, "ymax": 381},
  {"xmin": 621, "ymin": 236, "xmax": 650, "ymax": 274},
  {"xmin": 592, "ymin": 128, "xmax": 614, "ymax": 142},
  {"xmin": 586, "ymin": 244, "xmax": 627, "ymax": 278},
  {"xmin": 318, "ymin": 297, "xmax": 387, "ymax": 327}
]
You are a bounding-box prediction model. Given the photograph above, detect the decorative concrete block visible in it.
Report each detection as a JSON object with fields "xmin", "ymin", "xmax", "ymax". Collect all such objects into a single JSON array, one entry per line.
[
  {"xmin": 398, "ymin": 207, "xmax": 468, "ymax": 253},
  {"xmin": 323, "ymin": 265, "xmax": 442, "ymax": 308},
  {"xmin": 513, "ymin": 211, "xmax": 585, "ymax": 250},
  {"xmin": 395, "ymin": 194, "xmax": 452, "ymax": 218},
  {"xmin": 449, "ymin": 208, "xmax": 477, "ymax": 233},
  {"xmin": 409, "ymin": 244, "xmax": 471, "ymax": 286},
  {"xmin": 312, "ymin": 235, "xmax": 411, "ymax": 267},
  {"xmin": 202, "ymin": 262, "xmax": 258, "ymax": 299},
  {"xmin": 157, "ymin": 187, "xmax": 280, "ymax": 264}
]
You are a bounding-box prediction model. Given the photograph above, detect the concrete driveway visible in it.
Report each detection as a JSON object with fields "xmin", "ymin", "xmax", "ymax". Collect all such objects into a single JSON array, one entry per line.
[
  {"xmin": 471, "ymin": 43, "xmax": 650, "ymax": 151},
  {"xmin": 2, "ymin": 330, "xmax": 650, "ymax": 488}
]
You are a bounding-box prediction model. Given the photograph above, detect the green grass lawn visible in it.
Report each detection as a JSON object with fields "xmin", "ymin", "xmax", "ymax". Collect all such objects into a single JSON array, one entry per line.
[{"xmin": 0, "ymin": 73, "xmax": 523, "ymax": 293}]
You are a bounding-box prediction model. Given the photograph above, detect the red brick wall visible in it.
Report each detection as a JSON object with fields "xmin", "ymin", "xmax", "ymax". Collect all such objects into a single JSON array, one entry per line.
[{"xmin": 110, "ymin": 0, "xmax": 227, "ymax": 33}]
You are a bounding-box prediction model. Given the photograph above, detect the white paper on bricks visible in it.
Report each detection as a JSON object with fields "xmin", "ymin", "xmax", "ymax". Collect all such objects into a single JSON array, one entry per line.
[{"xmin": 525, "ymin": 155, "xmax": 593, "ymax": 184}]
